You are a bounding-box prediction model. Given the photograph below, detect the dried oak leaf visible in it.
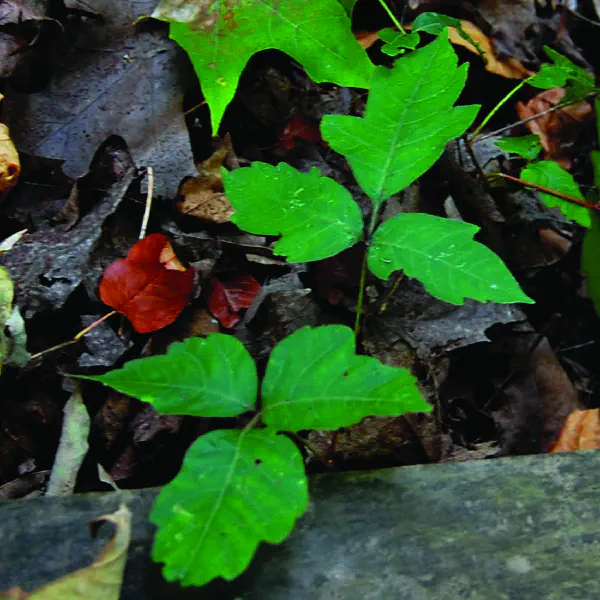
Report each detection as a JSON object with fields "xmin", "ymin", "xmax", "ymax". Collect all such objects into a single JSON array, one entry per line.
[
  {"xmin": 0, "ymin": 123, "xmax": 20, "ymax": 197},
  {"xmin": 550, "ymin": 409, "xmax": 600, "ymax": 453},
  {"xmin": 516, "ymin": 88, "xmax": 592, "ymax": 170},
  {"xmin": 206, "ymin": 274, "xmax": 261, "ymax": 329},
  {"xmin": 99, "ymin": 234, "xmax": 195, "ymax": 334}
]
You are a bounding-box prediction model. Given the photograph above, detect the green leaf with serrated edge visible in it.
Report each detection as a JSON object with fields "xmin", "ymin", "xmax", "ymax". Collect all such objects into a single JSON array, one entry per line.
[
  {"xmin": 379, "ymin": 29, "xmax": 420, "ymax": 56},
  {"xmin": 582, "ymin": 213, "xmax": 600, "ymax": 318},
  {"xmin": 223, "ymin": 163, "xmax": 363, "ymax": 262},
  {"xmin": 321, "ymin": 33, "xmax": 479, "ymax": 209},
  {"xmin": 521, "ymin": 161, "xmax": 591, "ymax": 228},
  {"xmin": 412, "ymin": 12, "xmax": 484, "ymax": 58},
  {"xmin": 368, "ymin": 213, "xmax": 533, "ymax": 305},
  {"xmin": 261, "ymin": 325, "xmax": 429, "ymax": 431},
  {"xmin": 152, "ymin": 0, "xmax": 373, "ymax": 134},
  {"xmin": 151, "ymin": 428, "xmax": 308, "ymax": 587},
  {"xmin": 495, "ymin": 134, "xmax": 542, "ymax": 160},
  {"xmin": 528, "ymin": 47, "xmax": 595, "ymax": 103},
  {"xmin": 80, "ymin": 335, "xmax": 257, "ymax": 417}
]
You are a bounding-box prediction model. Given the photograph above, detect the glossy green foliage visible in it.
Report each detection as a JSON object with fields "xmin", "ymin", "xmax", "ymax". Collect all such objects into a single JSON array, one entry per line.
[
  {"xmin": 368, "ymin": 213, "xmax": 534, "ymax": 305},
  {"xmin": 521, "ymin": 161, "xmax": 591, "ymax": 228},
  {"xmin": 223, "ymin": 163, "xmax": 363, "ymax": 261},
  {"xmin": 495, "ymin": 134, "xmax": 542, "ymax": 161},
  {"xmin": 527, "ymin": 46, "xmax": 595, "ymax": 102},
  {"xmin": 151, "ymin": 428, "xmax": 308, "ymax": 586},
  {"xmin": 321, "ymin": 33, "xmax": 479, "ymax": 208},
  {"xmin": 85, "ymin": 335, "xmax": 257, "ymax": 417},
  {"xmin": 88, "ymin": 325, "xmax": 426, "ymax": 586},
  {"xmin": 152, "ymin": 0, "xmax": 373, "ymax": 133},
  {"xmin": 261, "ymin": 326, "xmax": 429, "ymax": 430}
]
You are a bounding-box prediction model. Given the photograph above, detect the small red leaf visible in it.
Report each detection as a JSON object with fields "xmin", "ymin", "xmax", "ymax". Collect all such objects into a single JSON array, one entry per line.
[
  {"xmin": 278, "ymin": 114, "xmax": 322, "ymax": 150},
  {"xmin": 99, "ymin": 233, "xmax": 195, "ymax": 333},
  {"xmin": 206, "ymin": 274, "xmax": 261, "ymax": 329}
]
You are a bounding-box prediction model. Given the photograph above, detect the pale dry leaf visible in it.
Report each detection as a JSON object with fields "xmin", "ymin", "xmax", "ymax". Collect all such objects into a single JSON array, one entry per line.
[{"xmin": 0, "ymin": 123, "xmax": 20, "ymax": 197}]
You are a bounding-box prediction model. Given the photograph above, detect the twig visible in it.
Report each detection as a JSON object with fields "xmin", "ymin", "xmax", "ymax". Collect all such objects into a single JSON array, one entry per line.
[{"xmin": 139, "ymin": 166, "xmax": 154, "ymax": 240}]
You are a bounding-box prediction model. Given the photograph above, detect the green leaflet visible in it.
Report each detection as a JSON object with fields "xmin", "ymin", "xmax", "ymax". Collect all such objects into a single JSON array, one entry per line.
[
  {"xmin": 83, "ymin": 335, "xmax": 257, "ymax": 417},
  {"xmin": 223, "ymin": 163, "xmax": 363, "ymax": 262},
  {"xmin": 527, "ymin": 46, "xmax": 595, "ymax": 103},
  {"xmin": 495, "ymin": 134, "xmax": 542, "ymax": 161},
  {"xmin": 582, "ymin": 213, "xmax": 600, "ymax": 318},
  {"xmin": 321, "ymin": 33, "xmax": 479, "ymax": 208},
  {"xmin": 0, "ymin": 267, "xmax": 14, "ymax": 374},
  {"xmin": 261, "ymin": 325, "xmax": 429, "ymax": 430},
  {"xmin": 151, "ymin": 428, "xmax": 308, "ymax": 586},
  {"xmin": 368, "ymin": 213, "xmax": 534, "ymax": 305},
  {"xmin": 152, "ymin": 0, "xmax": 373, "ymax": 133},
  {"xmin": 521, "ymin": 161, "xmax": 591, "ymax": 228}
]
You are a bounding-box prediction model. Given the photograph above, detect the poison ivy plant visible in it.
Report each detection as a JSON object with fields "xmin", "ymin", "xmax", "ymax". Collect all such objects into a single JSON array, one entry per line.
[
  {"xmin": 151, "ymin": 0, "xmax": 373, "ymax": 133},
  {"xmin": 494, "ymin": 134, "xmax": 542, "ymax": 161},
  {"xmin": 224, "ymin": 33, "xmax": 532, "ymax": 307},
  {"xmin": 521, "ymin": 161, "xmax": 591, "ymax": 228},
  {"xmin": 81, "ymin": 325, "xmax": 429, "ymax": 586}
]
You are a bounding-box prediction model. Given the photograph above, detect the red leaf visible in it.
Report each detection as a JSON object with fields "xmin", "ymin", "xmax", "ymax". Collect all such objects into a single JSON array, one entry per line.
[
  {"xmin": 278, "ymin": 114, "xmax": 322, "ymax": 150},
  {"xmin": 206, "ymin": 274, "xmax": 261, "ymax": 328},
  {"xmin": 99, "ymin": 233, "xmax": 195, "ymax": 333}
]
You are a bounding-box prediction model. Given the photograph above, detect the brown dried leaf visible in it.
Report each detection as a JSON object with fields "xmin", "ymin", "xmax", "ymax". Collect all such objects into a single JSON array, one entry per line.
[
  {"xmin": 516, "ymin": 88, "xmax": 593, "ymax": 170},
  {"xmin": 550, "ymin": 409, "xmax": 600, "ymax": 453},
  {"xmin": 176, "ymin": 136, "xmax": 236, "ymax": 224},
  {"xmin": 0, "ymin": 123, "xmax": 20, "ymax": 197},
  {"xmin": 447, "ymin": 21, "xmax": 533, "ymax": 80}
]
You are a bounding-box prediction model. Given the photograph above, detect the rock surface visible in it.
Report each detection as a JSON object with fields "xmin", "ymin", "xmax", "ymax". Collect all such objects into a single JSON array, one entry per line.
[{"xmin": 1, "ymin": 451, "xmax": 599, "ymax": 599}]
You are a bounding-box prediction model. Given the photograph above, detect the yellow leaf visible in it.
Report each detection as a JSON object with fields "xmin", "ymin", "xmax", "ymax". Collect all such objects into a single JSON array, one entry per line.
[{"xmin": 0, "ymin": 123, "xmax": 20, "ymax": 198}]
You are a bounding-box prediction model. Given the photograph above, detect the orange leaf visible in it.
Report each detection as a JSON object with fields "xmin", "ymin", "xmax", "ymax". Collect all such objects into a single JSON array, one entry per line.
[
  {"xmin": 550, "ymin": 409, "xmax": 600, "ymax": 452},
  {"xmin": 99, "ymin": 234, "xmax": 195, "ymax": 334}
]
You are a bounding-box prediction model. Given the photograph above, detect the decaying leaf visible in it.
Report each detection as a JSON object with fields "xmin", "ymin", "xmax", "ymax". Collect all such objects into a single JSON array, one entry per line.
[
  {"xmin": 550, "ymin": 409, "xmax": 600, "ymax": 452},
  {"xmin": 0, "ymin": 123, "xmax": 20, "ymax": 197},
  {"xmin": 176, "ymin": 138, "xmax": 235, "ymax": 224},
  {"xmin": 46, "ymin": 387, "xmax": 90, "ymax": 497},
  {"xmin": 206, "ymin": 274, "xmax": 261, "ymax": 328},
  {"xmin": 448, "ymin": 20, "xmax": 533, "ymax": 79},
  {"xmin": 516, "ymin": 88, "xmax": 593, "ymax": 170},
  {"xmin": 99, "ymin": 233, "xmax": 195, "ymax": 334},
  {"xmin": 0, "ymin": 504, "xmax": 131, "ymax": 599}
]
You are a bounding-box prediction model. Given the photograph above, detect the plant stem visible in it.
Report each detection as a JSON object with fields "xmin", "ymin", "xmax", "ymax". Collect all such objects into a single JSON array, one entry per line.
[
  {"xmin": 497, "ymin": 172, "xmax": 600, "ymax": 211},
  {"xmin": 30, "ymin": 310, "xmax": 118, "ymax": 361},
  {"xmin": 139, "ymin": 166, "xmax": 154, "ymax": 240},
  {"xmin": 471, "ymin": 80, "xmax": 527, "ymax": 139},
  {"xmin": 354, "ymin": 197, "xmax": 386, "ymax": 337},
  {"xmin": 376, "ymin": 0, "xmax": 406, "ymax": 34}
]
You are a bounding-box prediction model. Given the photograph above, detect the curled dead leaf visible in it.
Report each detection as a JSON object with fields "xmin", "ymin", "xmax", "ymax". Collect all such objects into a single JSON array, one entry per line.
[
  {"xmin": 0, "ymin": 123, "xmax": 20, "ymax": 198},
  {"xmin": 516, "ymin": 88, "xmax": 592, "ymax": 170},
  {"xmin": 176, "ymin": 136, "xmax": 236, "ymax": 224},
  {"xmin": 0, "ymin": 504, "xmax": 131, "ymax": 599},
  {"xmin": 550, "ymin": 409, "xmax": 600, "ymax": 453}
]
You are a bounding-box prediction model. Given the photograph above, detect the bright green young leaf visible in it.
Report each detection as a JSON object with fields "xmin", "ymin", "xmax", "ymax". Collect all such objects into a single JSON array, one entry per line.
[
  {"xmin": 223, "ymin": 163, "xmax": 363, "ymax": 262},
  {"xmin": 368, "ymin": 213, "xmax": 533, "ymax": 305},
  {"xmin": 527, "ymin": 47, "xmax": 595, "ymax": 103},
  {"xmin": 261, "ymin": 325, "xmax": 429, "ymax": 431},
  {"xmin": 337, "ymin": 0, "xmax": 357, "ymax": 17},
  {"xmin": 321, "ymin": 33, "xmax": 479, "ymax": 208},
  {"xmin": 151, "ymin": 428, "xmax": 308, "ymax": 587},
  {"xmin": 82, "ymin": 335, "xmax": 257, "ymax": 417},
  {"xmin": 0, "ymin": 267, "xmax": 16, "ymax": 374},
  {"xmin": 152, "ymin": 0, "xmax": 374, "ymax": 134},
  {"xmin": 378, "ymin": 29, "xmax": 420, "ymax": 56},
  {"xmin": 412, "ymin": 12, "xmax": 483, "ymax": 56},
  {"xmin": 495, "ymin": 134, "xmax": 542, "ymax": 160},
  {"xmin": 582, "ymin": 213, "xmax": 600, "ymax": 318},
  {"xmin": 593, "ymin": 97, "xmax": 600, "ymax": 190},
  {"xmin": 521, "ymin": 161, "xmax": 591, "ymax": 228}
]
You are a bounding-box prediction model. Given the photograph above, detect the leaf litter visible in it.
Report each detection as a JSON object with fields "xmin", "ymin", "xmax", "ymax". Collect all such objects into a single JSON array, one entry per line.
[{"xmin": 0, "ymin": 0, "xmax": 599, "ymax": 586}]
